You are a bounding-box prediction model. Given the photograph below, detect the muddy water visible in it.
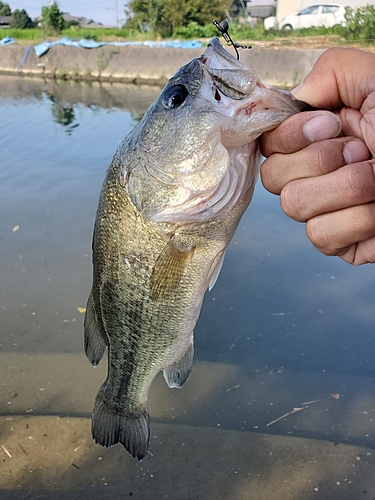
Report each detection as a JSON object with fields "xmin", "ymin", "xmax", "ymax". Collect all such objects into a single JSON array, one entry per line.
[{"xmin": 1, "ymin": 76, "xmax": 375, "ymax": 499}]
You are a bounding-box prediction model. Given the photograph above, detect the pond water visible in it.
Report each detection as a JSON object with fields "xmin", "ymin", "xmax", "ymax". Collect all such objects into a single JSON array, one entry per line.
[{"xmin": 1, "ymin": 75, "xmax": 375, "ymax": 499}]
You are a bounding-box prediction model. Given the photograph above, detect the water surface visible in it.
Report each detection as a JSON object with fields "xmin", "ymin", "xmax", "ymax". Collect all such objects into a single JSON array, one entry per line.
[{"xmin": 1, "ymin": 76, "xmax": 375, "ymax": 499}]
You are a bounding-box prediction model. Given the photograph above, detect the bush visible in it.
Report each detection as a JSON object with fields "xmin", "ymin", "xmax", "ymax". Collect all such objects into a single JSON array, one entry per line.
[
  {"xmin": 174, "ymin": 21, "xmax": 217, "ymax": 38},
  {"xmin": 174, "ymin": 20, "xmax": 273, "ymax": 40},
  {"xmin": 64, "ymin": 20, "xmax": 79, "ymax": 29},
  {"xmin": 344, "ymin": 4, "xmax": 375, "ymax": 42}
]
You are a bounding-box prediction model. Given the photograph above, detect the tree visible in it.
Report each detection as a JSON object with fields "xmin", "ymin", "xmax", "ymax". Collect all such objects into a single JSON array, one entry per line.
[
  {"xmin": 10, "ymin": 9, "xmax": 34, "ymax": 28},
  {"xmin": 126, "ymin": 0, "xmax": 232, "ymax": 37},
  {"xmin": 0, "ymin": 1, "xmax": 11, "ymax": 16},
  {"xmin": 41, "ymin": 2, "xmax": 65, "ymax": 35}
]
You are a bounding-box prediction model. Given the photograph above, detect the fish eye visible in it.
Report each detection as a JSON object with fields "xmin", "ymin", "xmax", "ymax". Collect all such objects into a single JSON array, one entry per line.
[{"xmin": 162, "ymin": 85, "xmax": 188, "ymax": 109}]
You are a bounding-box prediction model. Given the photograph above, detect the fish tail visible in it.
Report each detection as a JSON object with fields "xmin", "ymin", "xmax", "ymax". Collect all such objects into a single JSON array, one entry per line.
[{"xmin": 92, "ymin": 393, "xmax": 150, "ymax": 461}]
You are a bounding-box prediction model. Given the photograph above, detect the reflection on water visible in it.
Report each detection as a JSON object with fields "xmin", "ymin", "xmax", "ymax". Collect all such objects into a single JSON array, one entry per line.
[
  {"xmin": 48, "ymin": 96, "xmax": 78, "ymax": 134},
  {"xmin": 1, "ymin": 75, "xmax": 375, "ymax": 499}
]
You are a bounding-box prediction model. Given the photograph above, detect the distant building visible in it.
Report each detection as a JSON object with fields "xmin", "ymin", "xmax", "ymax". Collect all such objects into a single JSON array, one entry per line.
[
  {"xmin": 246, "ymin": 0, "xmax": 276, "ymax": 18},
  {"xmin": 0, "ymin": 15, "xmax": 12, "ymax": 27},
  {"xmin": 62, "ymin": 12, "xmax": 104, "ymax": 28}
]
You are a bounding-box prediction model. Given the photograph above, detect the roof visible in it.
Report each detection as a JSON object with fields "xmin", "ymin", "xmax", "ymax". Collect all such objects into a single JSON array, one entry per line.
[{"xmin": 62, "ymin": 12, "xmax": 103, "ymax": 28}]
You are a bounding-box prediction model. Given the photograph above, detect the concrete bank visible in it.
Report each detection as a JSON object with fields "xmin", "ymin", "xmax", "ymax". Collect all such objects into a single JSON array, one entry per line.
[{"xmin": 0, "ymin": 44, "xmax": 325, "ymax": 87}]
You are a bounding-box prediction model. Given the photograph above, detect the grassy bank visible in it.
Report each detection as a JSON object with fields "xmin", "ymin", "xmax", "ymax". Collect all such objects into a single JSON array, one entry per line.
[
  {"xmin": 0, "ymin": 23, "xmax": 344, "ymax": 41},
  {"xmin": 0, "ymin": 23, "xmax": 370, "ymax": 49},
  {"xmin": 0, "ymin": 26, "xmax": 154, "ymax": 44}
]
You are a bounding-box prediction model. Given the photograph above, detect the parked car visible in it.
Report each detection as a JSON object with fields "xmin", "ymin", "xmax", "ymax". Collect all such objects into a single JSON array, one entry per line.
[
  {"xmin": 264, "ymin": 15, "xmax": 277, "ymax": 30},
  {"xmin": 265, "ymin": 4, "xmax": 351, "ymax": 31}
]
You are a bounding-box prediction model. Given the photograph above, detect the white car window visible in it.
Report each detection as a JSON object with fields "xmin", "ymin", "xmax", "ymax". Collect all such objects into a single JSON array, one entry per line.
[
  {"xmin": 322, "ymin": 6, "xmax": 340, "ymax": 14},
  {"xmin": 299, "ymin": 6, "xmax": 320, "ymax": 15}
]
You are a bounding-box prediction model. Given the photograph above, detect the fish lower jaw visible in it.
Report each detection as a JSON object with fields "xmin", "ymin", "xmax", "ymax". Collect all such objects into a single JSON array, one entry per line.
[
  {"xmin": 216, "ymin": 86, "xmax": 273, "ymax": 120},
  {"xmin": 236, "ymin": 85, "xmax": 274, "ymax": 117}
]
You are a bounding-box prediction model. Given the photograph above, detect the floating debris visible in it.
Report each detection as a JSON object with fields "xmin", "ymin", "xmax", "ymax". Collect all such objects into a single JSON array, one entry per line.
[
  {"xmin": 266, "ymin": 407, "xmax": 306, "ymax": 427},
  {"xmin": 1, "ymin": 445, "xmax": 12, "ymax": 458}
]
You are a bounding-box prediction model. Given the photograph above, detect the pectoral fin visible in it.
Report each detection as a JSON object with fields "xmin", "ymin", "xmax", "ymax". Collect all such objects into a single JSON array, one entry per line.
[
  {"xmin": 84, "ymin": 292, "xmax": 108, "ymax": 366},
  {"xmin": 208, "ymin": 251, "xmax": 226, "ymax": 291},
  {"xmin": 150, "ymin": 237, "xmax": 195, "ymax": 300},
  {"xmin": 163, "ymin": 339, "xmax": 194, "ymax": 388}
]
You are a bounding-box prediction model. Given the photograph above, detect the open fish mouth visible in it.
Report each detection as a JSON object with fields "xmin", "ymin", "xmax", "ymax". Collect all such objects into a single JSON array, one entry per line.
[{"xmin": 199, "ymin": 38, "xmax": 311, "ymax": 122}]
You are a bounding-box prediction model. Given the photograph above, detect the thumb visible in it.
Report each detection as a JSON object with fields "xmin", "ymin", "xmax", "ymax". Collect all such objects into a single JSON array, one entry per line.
[{"xmin": 292, "ymin": 48, "xmax": 375, "ymax": 110}]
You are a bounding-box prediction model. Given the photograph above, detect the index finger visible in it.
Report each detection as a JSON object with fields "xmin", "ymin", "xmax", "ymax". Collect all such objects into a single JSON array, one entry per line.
[
  {"xmin": 260, "ymin": 110, "xmax": 341, "ymax": 157},
  {"xmin": 293, "ymin": 47, "xmax": 375, "ymax": 109}
]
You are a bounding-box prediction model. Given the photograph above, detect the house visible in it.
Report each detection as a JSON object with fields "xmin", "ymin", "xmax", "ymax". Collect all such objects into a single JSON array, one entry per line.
[
  {"xmin": 246, "ymin": 0, "xmax": 276, "ymax": 18},
  {"xmin": 62, "ymin": 13, "xmax": 104, "ymax": 28},
  {"xmin": 0, "ymin": 15, "xmax": 12, "ymax": 27}
]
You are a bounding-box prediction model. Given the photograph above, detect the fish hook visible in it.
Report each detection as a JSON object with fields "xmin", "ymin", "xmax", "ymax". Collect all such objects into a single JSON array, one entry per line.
[{"xmin": 213, "ymin": 19, "xmax": 252, "ymax": 60}]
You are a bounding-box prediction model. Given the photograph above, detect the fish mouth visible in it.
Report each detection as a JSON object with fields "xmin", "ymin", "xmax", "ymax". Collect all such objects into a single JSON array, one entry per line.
[
  {"xmin": 200, "ymin": 38, "xmax": 258, "ymax": 101},
  {"xmin": 199, "ymin": 38, "xmax": 310, "ymax": 121}
]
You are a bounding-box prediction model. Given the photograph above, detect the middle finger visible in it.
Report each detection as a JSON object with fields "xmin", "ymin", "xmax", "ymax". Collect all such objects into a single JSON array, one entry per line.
[
  {"xmin": 281, "ymin": 160, "xmax": 375, "ymax": 222},
  {"xmin": 261, "ymin": 137, "xmax": 370, "ymax": 195}
]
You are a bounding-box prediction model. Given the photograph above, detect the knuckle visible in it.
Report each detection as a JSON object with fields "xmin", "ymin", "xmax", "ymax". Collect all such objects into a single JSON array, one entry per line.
[
  {"xmin": 306, "ymin": 217, "xmax": 333, "ymax": 254},
  {"xmin": 260, "ymin": 155, "xmax": 284, "ymax": 194},
  {"xmin": 345, "ymin": 164, "xmax": 375, "ymax": 201},
  {"xmin": 312, "ymin": 147, "xmax": 328, "ymax": 176},
  {"xmin": 280, "ymin": 182, "xmax": 307, "ymax": 221}
]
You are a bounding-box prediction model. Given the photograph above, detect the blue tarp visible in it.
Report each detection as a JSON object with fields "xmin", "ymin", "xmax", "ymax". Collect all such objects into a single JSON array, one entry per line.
[
  {"xmin": 0, "ymin": 36, "xmax": 15, "ymax": 46},
  {"xmin": 34, "ymin": 37, "xmax": 203, "ymax": 57}
]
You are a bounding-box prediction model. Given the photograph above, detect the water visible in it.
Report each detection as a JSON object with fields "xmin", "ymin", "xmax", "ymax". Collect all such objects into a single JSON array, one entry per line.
[{"xmin": 1, "ymin": 75, "xmax": 375, "ymax": 499}]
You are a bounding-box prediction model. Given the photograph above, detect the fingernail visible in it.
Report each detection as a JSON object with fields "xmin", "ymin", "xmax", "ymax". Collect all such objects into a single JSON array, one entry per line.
[
  {"xmin": 291, "ymin": 82, "xmax": 304, "ymax": 95},
  {"xmin": 304, "ymin": 113, "xmax": 341, "ymax": 143},
  {"xmin": 343, "ymin": 140, "xmax": 371, "ymax": 164}
]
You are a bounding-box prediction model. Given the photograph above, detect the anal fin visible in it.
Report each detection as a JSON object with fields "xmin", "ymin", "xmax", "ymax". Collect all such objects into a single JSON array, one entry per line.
[
  {"xmin": 84, "ymin": 292, "xmax": 108, "ymax": 366},
  {"xmin": 163, "ymin": 339, "xmax": 194, "ymax": 389}
]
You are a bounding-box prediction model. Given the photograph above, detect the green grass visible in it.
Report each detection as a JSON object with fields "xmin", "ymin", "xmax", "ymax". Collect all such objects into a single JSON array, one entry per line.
[
  {"xmin": 276, "ymin": 25, "xmax": 345, "ymax": 37},
  {"xmin": 0, "ymin": 28, "xmax": 44, "ymax": 42},
  {"xmin": 61, "ymin": 26, "xmax": 151, "ymax": 41},
  {"xmin": 173, "ymin": 21, "xmax": 276, "ymax": 41},
  {"xmin": 0, "ymin": 26, "xmax": 158, "ymax": 44},
  {"xmin": 0, "ymin": 23, "xmax": 356, "ymax": 46}
]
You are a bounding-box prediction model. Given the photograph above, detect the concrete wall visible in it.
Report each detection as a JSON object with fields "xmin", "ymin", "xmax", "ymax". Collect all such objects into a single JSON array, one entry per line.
[{"xmin": 0, "ymin": 44, "xmax": 325, "ymax": 88}]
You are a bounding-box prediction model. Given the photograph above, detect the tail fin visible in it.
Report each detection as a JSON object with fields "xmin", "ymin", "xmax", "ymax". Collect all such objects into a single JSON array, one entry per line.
[{"xmin": 92, "ymin": 394, "xmax": 150, "ymax": 461}]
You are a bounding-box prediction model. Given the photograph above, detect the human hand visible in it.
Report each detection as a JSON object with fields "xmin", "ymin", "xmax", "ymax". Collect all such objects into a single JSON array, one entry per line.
[{"xmin": 260, "ymin": 48, "xmax": 375, "ymax": 265}]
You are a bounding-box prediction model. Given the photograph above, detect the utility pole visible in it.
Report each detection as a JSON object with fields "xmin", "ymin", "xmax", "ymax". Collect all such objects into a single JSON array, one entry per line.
[{"xmin": 115, "ymin": 0, "xmax": 119, "ymax": 27}]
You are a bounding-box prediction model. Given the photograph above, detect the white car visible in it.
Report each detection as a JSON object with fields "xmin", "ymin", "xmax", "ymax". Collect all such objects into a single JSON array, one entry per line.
[{"xmin": 266, "ymin": 4, "xmax": 350, "ymax": 31}]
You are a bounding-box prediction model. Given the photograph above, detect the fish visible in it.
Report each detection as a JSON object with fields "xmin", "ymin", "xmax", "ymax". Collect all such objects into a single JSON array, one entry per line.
[{"xmin": 84, "ymin": 37, "xmax": 311, "ymax": 461}]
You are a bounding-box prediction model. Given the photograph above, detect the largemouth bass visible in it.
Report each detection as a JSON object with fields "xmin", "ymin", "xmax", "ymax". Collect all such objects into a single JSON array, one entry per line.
[{"xmin": 84, "ymin": 37, "xmax": 310, "ymax": 460}]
